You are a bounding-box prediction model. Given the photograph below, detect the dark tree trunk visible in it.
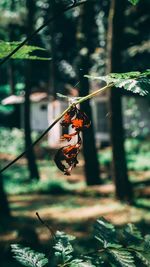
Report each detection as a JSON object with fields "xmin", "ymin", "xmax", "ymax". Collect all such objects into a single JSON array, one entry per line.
[
  {"xmin": 107, "ymin": 0, "xmax": 133, "ymax": 201},
  {"xmin": 76, "ymin": 2, "xmax": 101, "ymax": 185},
  {"xmin": 25, "ymin": 0, "xmax": 40, "ymax": 180},
  {"xmin": 8, "ymin": 0, "xmax": 16, "ymax": 94},
  {"xmin": 0, "ymin": 173, "xmax": 11, "ymax": 220},
  {"xmin": 79, "ymin": 68, "xmax": 101, "ymax": 185},
  {"xmin": 48, "ymin": 0, "xmax": 58, "ymax": 98},
  {"xmin": 8, "ymin": 61, "xmax": 15, "ymax": 94}
]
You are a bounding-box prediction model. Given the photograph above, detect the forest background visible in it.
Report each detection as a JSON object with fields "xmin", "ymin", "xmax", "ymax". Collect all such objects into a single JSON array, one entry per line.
[{"xmin": 0, "ymin": 0, "xmax": 150, "ymax": 266}]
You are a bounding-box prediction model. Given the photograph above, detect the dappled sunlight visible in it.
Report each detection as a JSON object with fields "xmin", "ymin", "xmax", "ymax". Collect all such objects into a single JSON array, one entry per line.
[
  {"xmin": 0, "ymin": 0, "xmax": 150, "ymax": 266},
  {"xmin": 8, "ymin": 194, "xmax": 150, "ymax": 226}
]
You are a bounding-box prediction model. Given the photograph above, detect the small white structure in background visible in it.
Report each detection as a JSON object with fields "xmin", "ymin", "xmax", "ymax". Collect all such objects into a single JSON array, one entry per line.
[
  {"xmin": 47, "ymin": 100, "xmax": 69, "ymax": 147},
  {"xmin": 91, "ymin": 95, "xmax": 110, "ymax": 145},
  {"xmin": 2, "ymin": 90, "xmax": 150, "ymax": 148},
  {"xmin": 1, "ymin": 92, "xmax": 69, "ymax": 147}
]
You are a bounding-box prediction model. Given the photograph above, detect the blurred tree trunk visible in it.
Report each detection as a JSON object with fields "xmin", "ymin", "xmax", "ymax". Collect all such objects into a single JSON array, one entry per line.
[
  {"xmin": 8, "ymin": 0, "xmax": 15, "ymax": 95},
  {"xmin": 25, "ymin": 0, "xmax": 40, "ymax": 180},
  {"xmin": 8, "ymin": 60, "xmax": 15, "ymax": 94},
  {"xmin": 0, "ymin": 173, "xmax": 11, "ymax": 220},
  {"xmin": 76, "ymin": 2, "xmax": 101, "ymax": 185},
  {"xmin": 48, "ymin": 0, "xmax": 58, "ymax": 98},
  {"xmin": 107, "ymin": 0, "xmax": 133, "ymax": 201}
]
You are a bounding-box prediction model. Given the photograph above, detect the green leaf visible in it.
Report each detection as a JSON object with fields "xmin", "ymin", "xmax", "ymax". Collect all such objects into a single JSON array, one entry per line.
[
  {"xmin": 94, "ymin": 218, "xmax": 119, "ymax": 247},
  {"xmin": 11, "ymin": 244, "xmax": 48, "ymax": 267},
  {"xmin": 128, "ymin": 0, "xmax": 140, "ymax": 5},
  {"xmin": 124, "ymin": 223, "xmax": 143, "ymax": 242},
  {"xmin": 140, "ymin": 69, "xmax": 150, "ymax": 77},
  {"xmin": 108, "ymin": 249, "xmax": 135, "ymax": 267},
  {"xmin": 69, "ymin": 259, "xmax": 96, "ymax": 267},
  {"xmin": 114, "ymin": 78, "xmax": 150, "ymax": 96},
  {"xmin": 144, "ymin": 235, "xmax": 150, "ymax": 250},
  {"xmin": 109, "ymin": 72, "xmax": 141, "ymax": 79},
  {"xmin": 53, "ymin": 231, "xmax": 93, "ymax": 266},
  {"xmin": 85, "ymin": 71, "xmax": 141, "ymax": 83},
  {"xmin": 0, "ymin": 41, "xmax": 50, "ymax": 60},
  {"xmin": 135, "ymin": 251, "xmax": 150, "ymax": 266},
  {"xmin": 53, "ymin": 231, "xmax": 75, "ymax": 264},
  {"xmin": 85, "ymin": 70, "xmax": 150, "ymax": 96}
]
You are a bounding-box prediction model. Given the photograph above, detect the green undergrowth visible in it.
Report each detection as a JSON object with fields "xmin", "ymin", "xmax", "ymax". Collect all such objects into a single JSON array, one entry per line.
[
  {"xmin": 1, "ymin": 127, "xmax": 150, "ymax": 172},
  {"xmin": 99, "ymin": 138, "xmax": 150, "ymax": 172},
  {"xmin": 1, "ymin": 127, "xmax": 150, "ymax": 196},
  {"xmin": 4, "ymin": 173, "xmax": 81, "ymax": 196},
  {"xmin": 11, "ymin": 217, "xmax": 150, "ymax": 267},
  {"xmin": 3, "ymin": 162, "xmax": 83, "ymax": 195},
  {"xmin": 0, "ymin": 127, "xmax": 39, "ymax": 156}
]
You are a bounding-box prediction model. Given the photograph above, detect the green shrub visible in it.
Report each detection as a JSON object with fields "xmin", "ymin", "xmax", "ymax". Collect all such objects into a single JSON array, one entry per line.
[
  {"xmin": 5, "ymin": 178, "xmax": 76, "ymax": 195},
  {"xmin": 0, "ymin": 127, "xmax": 39, "ymax": 156},
  {"xmin": 99, "ymin": 138, "xmax": 150, "ymax": 171}
]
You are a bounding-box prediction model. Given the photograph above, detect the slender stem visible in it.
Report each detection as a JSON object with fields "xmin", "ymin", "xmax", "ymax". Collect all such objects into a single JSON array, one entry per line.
[
  {"xmin": 36, "ymin": 212, "xmax": 55, "ymax": 238},
  {"xmin": 0, "ymin": 1, "xmax": 86, "ymax": 66},
  {"xmin": 0, "ymin": 83, "xmax": 113, "ymax": 174},
  {"xmin": 0, "ymin": 105, "xmax": 71, "ymax": 174},
  {"xmin": 76, "ymin": 82, "xmax": 114, "ymax": 104}
]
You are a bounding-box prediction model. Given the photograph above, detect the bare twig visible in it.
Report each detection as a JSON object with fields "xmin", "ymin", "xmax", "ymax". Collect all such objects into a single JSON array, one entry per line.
[{"xmin": 36, "ymin": 212, "xmax": 55, "ymax": 238}]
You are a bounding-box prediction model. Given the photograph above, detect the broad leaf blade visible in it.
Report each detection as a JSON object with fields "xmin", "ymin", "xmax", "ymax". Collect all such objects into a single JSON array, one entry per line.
[
  {"xmin": 11, "ymin": 244, "xmax": 48, "ymax": 267},
  {"xmin": 94, "ymin": 218, "xmax": 119, "ymax": 247},
  {"xmin": 108, "ymin": 249, "xmax": 136, "ymax": 267},
  {"xmin": 114, "ymin": 78, "xmax": 150, "ymax": 96},
  {"xmin": 0, "ymin": 41, "xmax": 50, "ymax": 60},
  {"xmin": 85, "ymin": 71, "xmax": 150, "ymax": 96}
]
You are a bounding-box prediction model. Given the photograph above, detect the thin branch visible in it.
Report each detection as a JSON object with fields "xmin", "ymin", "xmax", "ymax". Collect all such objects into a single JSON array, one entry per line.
[
  {"xmin": 0, "ymin": 84, "xmax": 113, "ymax": 174},
  {"xmin": 36, "ymin": 212, "xmax": 55, "ymax": 238},
  {"xmin": 0, "ymin": 105, "xmax": 71, "ymax": 174},
  {"xmin": 77, "ymin": 82, "xmax": 114, "ymax": 104},
  {"xmin": 0, "ymin": 0, "xmax": 87, "ymax": 66}
]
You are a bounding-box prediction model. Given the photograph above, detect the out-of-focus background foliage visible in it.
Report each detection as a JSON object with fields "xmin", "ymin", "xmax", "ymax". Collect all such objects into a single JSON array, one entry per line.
[{"xmin": 0, "ymin": 0, "xmax": 150, "ymax": 266}]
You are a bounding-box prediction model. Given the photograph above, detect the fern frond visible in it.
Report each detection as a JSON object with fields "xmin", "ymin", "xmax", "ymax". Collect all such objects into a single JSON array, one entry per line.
[
  {"xmin": 94, "ymin": 218, "xmax": 119, "ymax": 247},
  {"xmin": 69, "ymin": 259, "xmax": 96, "ymax": 267},
  {"xmin": 108, "ymin": 249, "xmax": 136, "ymax": 267},
  {"xmin": 124, "ymin": 223, "xmax": 143, "ymax": 245},
  {"xmin": 53, "ymin": 232, "xmax": 94, "ymax": 266},
  {"xmin": 135, "ymin": 251, "xmax": 150, "ymax": 267},
  {"xmin": 0, "ymin": 41, "xmax": 50, "ymax": 60},
  {"xmin": 140, "ymin": 69, "xmax": 150, "ymax": 77},
  {"xmin": 114, "ymin": 78, "xmax": 149, "ymax": 96},
  {"xmin": 85, "ymin": 70, "xmax": 150, "ymax": 96},
  {"xmin": 53, "ymin": 231, "xmax": 75, "ymax": 264},
  {"xmin": 144, "ymin": 235, "xmax": 150, "ymax": 250},
  {"xmin": 11, "ymin": 244, "xmax": 48, "ymax": 267}
]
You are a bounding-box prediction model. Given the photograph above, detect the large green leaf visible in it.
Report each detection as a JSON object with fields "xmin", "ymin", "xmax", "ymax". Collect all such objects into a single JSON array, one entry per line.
[
  {"xmin": 135, "ymin": 251, "xmax": 150, "ymax": 266},
  {"xmin": 0, "ymin": 41, "xmax": 50, "ymax": 60},
  {"xmin": 53, "ymin": 231, "xmax": 75, "ymax": 264},
  {"xmin": 123, "ymin": 223, "xmax": 143, "ymax": 248},
  {"xmin": 108, "ymin": 249, "xmax": 135, "ymax": 267},
  {"xmin": 85, "ymin": 70, "xmax": 150, "ymax": 96},
  {"xmin": 94, "ymin": 218, "xmax": 119, "ymax": 247},
  {"xmin": 11, "ymin": 244, "xmax": 48, "ymax": 267}
]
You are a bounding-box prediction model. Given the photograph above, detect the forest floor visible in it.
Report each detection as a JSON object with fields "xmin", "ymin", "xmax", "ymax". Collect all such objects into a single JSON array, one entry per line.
[{"xmin": 0, "ymin": 150, "xmax": 150, "ymax": 266}]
